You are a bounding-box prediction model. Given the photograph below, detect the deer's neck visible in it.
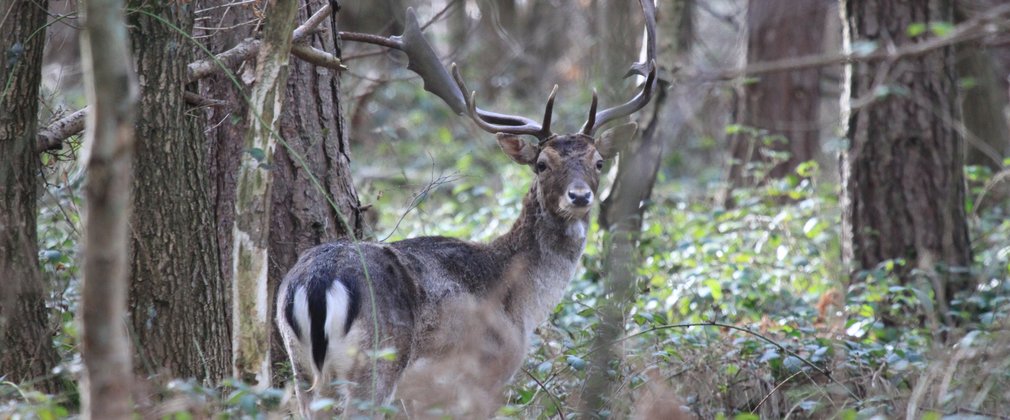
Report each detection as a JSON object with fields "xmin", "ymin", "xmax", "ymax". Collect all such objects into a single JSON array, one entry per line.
[{"xmin": 489, "ymin": 184, "xmax": 588, "ymax": 335}]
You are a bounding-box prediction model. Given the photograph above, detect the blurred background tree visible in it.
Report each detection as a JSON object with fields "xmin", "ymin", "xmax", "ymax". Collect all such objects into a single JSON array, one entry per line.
[
  {"xmin": 0, "ymin": 0, "xmax": 61, "ymax": 393},
  {"xmin": 2, "ymin": 0, "xmax": 1010, "ymax": 417}
]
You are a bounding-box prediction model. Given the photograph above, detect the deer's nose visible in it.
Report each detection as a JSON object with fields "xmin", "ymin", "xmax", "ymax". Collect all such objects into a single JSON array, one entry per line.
[{"xmin": 567, "ymin": 185, "xmax": 593, "ymax": 207}]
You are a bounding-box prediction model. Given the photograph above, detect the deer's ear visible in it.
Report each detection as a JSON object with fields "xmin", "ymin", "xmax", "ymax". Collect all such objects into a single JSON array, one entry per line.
[
  {"xmin": 497, "ymin": 133, "xmax": 538, "ymax": 165},
  {"xmin": 595, "ymin": 122, "xmax": 638, "ymax": 159}
]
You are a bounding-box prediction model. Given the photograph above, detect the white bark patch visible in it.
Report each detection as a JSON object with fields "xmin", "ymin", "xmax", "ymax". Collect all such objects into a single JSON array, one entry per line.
[{"xmin": 231, "ymin": 228, "xmax": 271, "ymax": 385}]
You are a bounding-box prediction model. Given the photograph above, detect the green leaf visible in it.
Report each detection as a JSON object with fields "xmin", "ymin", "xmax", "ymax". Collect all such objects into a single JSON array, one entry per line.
[
  {"xmin": 795, "ymin": 160, "xmax": 819, "ymax": 178},
  {"xmin": 783, "ymin": 355, "xmax": 803, "ymax": 372},
  {"xmin": 703, "ymin": 279, "xmax": 723, "ymax": 301},
  {"xmin": 369, "ymin": 347, "xmax": 398, "ymax": 361},
  {"xmin": 566, "ymin": 355, "xmax": 587, "ymax": 370},
  {"xmin": 247, "ymin": 147, "xmax": 266, "ymax": 162},
  {"xmin": 758, "ymin": 348, "xmax": 780, "ymax": 363},
  {"xmin": 958, "ymin": 77, "xmax": 977, "ymax": 89},
  {"xmin": 929, "ymin": 22, "xmax": 954, "ymax": 37},
  {"xmin": 514, "ymin": 387, "xmax": 535, "ymax": 405},
  {"xmin": 906, "ymin": 22, "xmax": 926, "ymax": 37}
]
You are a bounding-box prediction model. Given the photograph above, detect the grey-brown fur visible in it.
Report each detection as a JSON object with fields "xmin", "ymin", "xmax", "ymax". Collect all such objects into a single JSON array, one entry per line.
[{"xmin": 277, "ymin": 129, "xmax": 633, "ymax": 418}]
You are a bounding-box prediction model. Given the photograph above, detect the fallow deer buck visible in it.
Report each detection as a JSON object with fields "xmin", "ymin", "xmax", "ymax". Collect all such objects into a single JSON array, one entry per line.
[{"xmin": 277, "ymin": 1, "xmax": 657, "ymax": 416}]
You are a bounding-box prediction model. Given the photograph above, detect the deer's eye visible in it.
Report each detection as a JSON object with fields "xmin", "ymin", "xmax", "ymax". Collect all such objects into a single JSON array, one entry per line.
[
  {"xmin": 536, "ymin": 161, "xmax": 548, "ymax": 173},
  {"xmin": 595, "ymin": 160, "xmax": 604, "ymax": 171}
]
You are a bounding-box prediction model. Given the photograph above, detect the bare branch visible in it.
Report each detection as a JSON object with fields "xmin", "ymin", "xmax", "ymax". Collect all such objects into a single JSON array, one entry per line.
[
  {"xmin": 291, "ymin": 44, "xmax": 345, "ymax": 70},
  {"xmin": 38, "ymin": 109, "xmax": 87, "ymax": 151},
  {"xmin": 707, "ymin": 2, "xmax": 1010, "ymax": 81},
  {"xmin": 338, "ymin": 31, "xmax": 402, "ymax": 49},
  {"xmin": 38, "ymin": 3, "xmax": 338, "ymax": 151},
  {"xmin": 186, "ymin": 38, "xmax": 261, "ymax": 83},
  {"xmin": 291, "ymin": 3, "xmax": 333, "ymax": 42}
]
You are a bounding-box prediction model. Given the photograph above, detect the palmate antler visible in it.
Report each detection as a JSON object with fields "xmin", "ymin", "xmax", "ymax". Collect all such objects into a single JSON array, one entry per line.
[
  {"xmin": 450, "ymin": 63, "xmax": 558, "ymax": 141},
  {"xmin": 390, "ymin": 0, "xmax": 657, "ymax": 142},
  {"xmin": 449, "ymin": 0, "xmax": 657, "ymax": 141}
]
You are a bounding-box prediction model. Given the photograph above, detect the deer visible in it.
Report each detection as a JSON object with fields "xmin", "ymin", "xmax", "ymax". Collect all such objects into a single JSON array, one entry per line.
[{"xmin": 276, "ymin": 0, "xmax": 657, "ymax": 417}]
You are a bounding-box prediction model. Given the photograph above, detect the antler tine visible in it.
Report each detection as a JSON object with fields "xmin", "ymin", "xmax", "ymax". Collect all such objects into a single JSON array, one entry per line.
[
  {"xmin": 540, "ymin": 85, "xmax": 558, "ymax": 140},
  {"xmin": 584, "ymin": 60, "xmax": 657, "ymax": 136},
  {"xmin": 580, "ymin": 89, "xmax": 598, "ymax": 135},
  {"xmin": 581, "ymin": 0, "xmax": 658, "ymax": 136},
  {"xmin": 451, "ymin": 62, "xmax": 552, "ymax": 139}
]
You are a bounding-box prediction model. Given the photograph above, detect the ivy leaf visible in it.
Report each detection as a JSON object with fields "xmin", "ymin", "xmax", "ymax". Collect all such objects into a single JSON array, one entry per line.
[{"xmin": 247, "ymin": 147, "xmax": 266, "ymax": 162}]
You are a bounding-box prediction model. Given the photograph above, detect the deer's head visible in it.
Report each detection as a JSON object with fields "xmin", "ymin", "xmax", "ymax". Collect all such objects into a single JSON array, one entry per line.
[{"xmin": 450, "ymin": 61, "xmax": 656, "ymax": 224}]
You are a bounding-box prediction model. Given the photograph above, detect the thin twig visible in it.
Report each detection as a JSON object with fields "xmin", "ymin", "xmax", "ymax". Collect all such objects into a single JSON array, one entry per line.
[
  {"xmin": 523, "ymin": 368, "xmax": 568, "ymax": 420},
  {"xmin": 753, "ymin": 369, "xmax": 803, "ymax": 413},
  {"xmin": 620, "ymin": 321, "xmax": 862, "ymax": 402},
  {"xmin": 36, "ymin": 3, "xmax": 337, "ymax": 151}
]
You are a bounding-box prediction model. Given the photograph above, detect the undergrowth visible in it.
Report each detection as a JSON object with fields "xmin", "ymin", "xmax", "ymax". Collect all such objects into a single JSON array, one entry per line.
[{"xmin": 4, "ymin": 81, "xmax": 1010, "ymax": 419}]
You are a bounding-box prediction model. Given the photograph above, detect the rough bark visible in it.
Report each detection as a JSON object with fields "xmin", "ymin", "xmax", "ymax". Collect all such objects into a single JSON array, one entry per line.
[
  {"xmin": 270, "ymin": 1, "xmax": 364, "ymax": 372},
  {"xmin": 727, "ymin": 0, "xmax": 828, "ymax": 188},
  {"xmin": 0, "ymin": 0, "xmax": 61, "ymax": 392},
  {"xmin": 841, "ymin": 0, "xmax": 972, "ymax": 323},
  {"xmin": 79, "ymin": 0, "xmax": 137, "ymax": 415},
  {"xmin": 127, "ymin": 0, "xmax": 230, "ymax": 380},
  {"xmin": 198, "ymin": 0, "xmax": 363, "ymax": 381},
  {"xmin": 230, "ymin": 0, "xmax": 298, "ymax": 384}
]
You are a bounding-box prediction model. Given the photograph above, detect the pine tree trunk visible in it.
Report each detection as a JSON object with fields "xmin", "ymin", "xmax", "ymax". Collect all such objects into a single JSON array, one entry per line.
[
  {"xmin": 79, "ymin": 0, "xmax": 137, "ymax": 414},
  {"xmin": 0, "ymin": 0, "xmax": 60, "ymax": 392},
  {"xmin": 271, "ymin": 0, "xmax": 364, "ymax": 372},
  {"xmin": 198, "ymin": 0, "xmax": 363, "ymax": 381},
  {"xmin": 128, "ymin": 0, "xmax": 231, "ymax": 380},
  {"xmin": 727, "ymin": 0, "xmax": 828, "ymax": 188},
  {"xmin": 841, "ymin": 0, "xmax": 972, "ymax": 324}
]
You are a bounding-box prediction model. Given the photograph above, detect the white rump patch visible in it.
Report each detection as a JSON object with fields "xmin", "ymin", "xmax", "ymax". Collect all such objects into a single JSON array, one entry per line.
[
  {"xmin": 292, "ymin": 288, "xmax": 311, "ymax": 346},
  {"xmin": 323, "ymin": 281, "xmax": 351, "ymax": 340}
]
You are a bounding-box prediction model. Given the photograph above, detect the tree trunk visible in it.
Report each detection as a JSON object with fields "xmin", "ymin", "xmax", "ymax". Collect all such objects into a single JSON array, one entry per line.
[
  {"xmin": 593, "ymin": 0, "xmax": 637, "ymax": 103},
  {"xmin": 957, "ymin": 0, "xmax": 1010, "ymax": 169},
  {"xmin": 727, "ymin": 0, "xmax": 828, "ymax": 189},
  {"xmin": 127, "ymin": 0, "xmax": 231, "ymax": 380},
  {"xmin": 583, "ymin": 0, "xmax": 692, "ymax": 414},
  {"xmin": 271, "ymin": 0, "xmax": 365, "ymax": 373},
  {"xmin": 601, "ymin": 0, "xmax": 694, "ymax": 231},
  {"xmin": 958, "ymin": 48, "xmax": 1010, "ymax": 169},
  {"xmin": 230, "ymin": 0, "xmax": 299, "ymax": 385},
  {"xmin": 198, "ymin": 0, "xmax": 363, "ymax": 382},
  {"xmin": 79, "ymin": 0, "xmax": 137, "ymax": 415},
  {"xmin": 0, "ymin": 0, "xmax": 61, "ymax": 392},
  {"xmin": 841, "ymin": 0, "xmax": 972, "ymax": 324}
]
